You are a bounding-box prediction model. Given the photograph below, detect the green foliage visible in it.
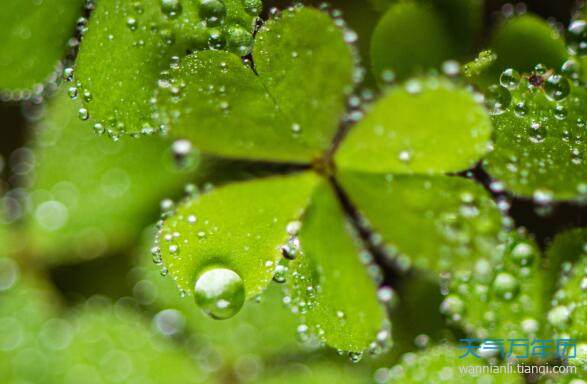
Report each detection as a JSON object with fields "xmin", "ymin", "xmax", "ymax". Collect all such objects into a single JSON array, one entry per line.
[
  {"xmin": 26, "ymin": 90, "xmax": 194, "ymax": 264},
  {"xmin": 546, "ymin": 229, "xmax": 587, "ymax": 341},
  {"xmin": 75, "ymin": 0, "xmax": 258, "ymax": 137},
  {"xmin": 158, "ymin": 172, "xmax": 319, "ymax": 299},
  {"xmin": 370, "ymin": 2, "xmax": 456, "ymax": 82},
  {"xmin": 0, "ymin": 0, "xmax": 84, "ymax": 93},
  {"xmin": 339, "ymin": 172, "xmax": 503, "ymax": 273},
  {"xmin": 134, "ymin": 228, "xmax": 305, "ymax": 361},
  {"xmin": 5, "ymin": 0, "xmax": 587, "ymax": 381},
  {"xmin": 287, "ymin": 182, "xmax": 387, "ymax": 352},
  {"xmin": 369, "ymin": 0, "xmax": 483, "ymax": 53},
  {"xmin": 484, "ymin": 81, "xmax": 587, "ymax": 201},
  {"xmin": 58, "ymin": 302, "xmax": 205, "ymax": 383},
  {"xmin": 442, "ymin": 232, "xmax": 546, "ymax": 339},
  {"xmin": 257, "ymin": 363, "xmax": 371, "ymax": 384},
  {"xmin": 490, "ymin": 15, "xmax": 567, "ymax": 74},
  {"xmin": 386, "ymin": 346, "xmax": 525, "ymax": 383},
  {"xmin": 0, "ymin": 261, "xmax": 62, "ymax": 383},
  {"xmin": 336, "ymin": 78, "xmax": 492, "ymax": 174},
  {"xmin": 157, "ymin": 8, "xmax": 353, "ymax": 162}
]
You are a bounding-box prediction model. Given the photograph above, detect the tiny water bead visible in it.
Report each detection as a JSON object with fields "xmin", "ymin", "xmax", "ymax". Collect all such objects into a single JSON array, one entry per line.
[
  {"xmin": 194, "ymin": 267, "xmax": 245, "ymax": 320},
  {"xmin": 544, "ymin": 74, "xmax": 571, "ymax": 102},
  {"xmin": 484, "ymin": 85, "xmax": 511, "ymax": 115},
  {"xmin": 567, "ymin": 19, "xmax": 587, "ymax": 56},
  {"xmin": 499, "ymin": 68, "xmax": 521, "ymax": 90}
]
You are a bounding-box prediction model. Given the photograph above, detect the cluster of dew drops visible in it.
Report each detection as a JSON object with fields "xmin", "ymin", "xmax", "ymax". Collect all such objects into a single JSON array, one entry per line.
[
  {"xmin": 63, "ymin": 0, "xmax": 263, "ymax": 140},
  {"xmin": 484, "ymin": 18, "xmax": 587, "ymax": 195}
]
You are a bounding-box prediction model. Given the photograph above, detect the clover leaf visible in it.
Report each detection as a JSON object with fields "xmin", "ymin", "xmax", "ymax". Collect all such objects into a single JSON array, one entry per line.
[
  {"xmin": 484, "ymin": 78, "xmax": 587, "ymax": 201},
  {"xmin": 152, "ymin": 5, "xmax": 509, "ymax": 355},
  {"xmin": 0, "ymin": 0, "xmax": 84, "ymax": 96},
  {"xmin": 442, "ymin": 228, "xmax": 586, "ymax": 379},
  {"xmin": 155, "ymin": 7, "xmax": 354, "ymax": 162},
  {"xmin": 74, "ymin": 0, "xmax": 260, "ymax": 137}
]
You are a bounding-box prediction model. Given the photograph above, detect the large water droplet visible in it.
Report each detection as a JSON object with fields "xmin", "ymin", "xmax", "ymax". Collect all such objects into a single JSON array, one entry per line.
[
  {"xmin": 499, "ymin": 68, "xmax": 521, "ymax": 90},
  {"xmin": 484, "ymin": 85, "xmax": 511, "ymax": 115},
  {"xmin": 544, "ymin": 74, "xmax": 571, "ymax": 102},
  {"xmin": 194, "ymin": 267, "xmax": 245, "ymax": 320},
  {"xmin": 199, "ymin": 0, "xmax": 226, "ymax": 27}
]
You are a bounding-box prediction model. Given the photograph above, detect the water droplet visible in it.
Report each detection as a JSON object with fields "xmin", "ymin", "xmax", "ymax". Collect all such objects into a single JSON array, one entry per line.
[
  {"xmin": 442, "ymin": 60, "xmax": 460, "ymax": 77},
  {"xmin": 161, "ymin": 0, "xmax": 182, "ymax": 19},
  {"xmin": 510, "ymin": 243, "xmax": 535, "ymax": 266},
  {"xmin": 398, "ymin": 150, "xmax": 412, "ymax": 164},
  {"xmin": 528, "ymin": 121, "xmax": 547, "ymax": 143},
  {"xmin": 544, "ymin": 74, "xmax": 571, "ymax": 102},
  {"xmin": 194, "ymin": 267, "xmax": 245, "ymax": 320},
  {"xmin": 499, "ymin": 68, "xmax": 521, "ymax": 90},
  {"xmin": 272, "ymin": 264, "xmax": 287, "ymax": 283},
  {"xmin": 286, "ymin": 220, "xmax": 301, "ymax": 235},
  {"xmin": 208, "ymin": 28, "xmax": 226, "ymax": 50},
  {"xmin": 348, "ymin": 351, "xmax": 363, "ymax": 363},
  {"xmin": 199, "ymin": 0, "xmax": 226, "ymax": 27},
  {"xmin": 226, "ymin": 25, "xmax": 254, "ymax": 56},
  {"xmin": 68, "ymin": 86, "xmax": 78, "ymax": 99},
  {"xmin": 126, "ymin": 17, "xmax": 138, "ymax": 31},
  {"xmin": 492, "ymin": 272, "xmax": 518, "ymax": 300},
  {"xmin": 484, "ymin": 85, "xmax": 511, "ymax": 115},
  {"xmin": 547, "ymin": 305, "xmax": 570, "ymax": 328},
  {"xmin": 514, "ymin": 101, "xmax": 528, "ymax": 116},
  {"xmin": 567, "ymin": 20, "xmax": 587, "ymax": 56},
  {"xmin": 78, "ymin": 108, "xmax": 89, "ymax": 121},
  {"xmin": 553, "ymin": 104, "xmax": 568, "ymax": 120}
]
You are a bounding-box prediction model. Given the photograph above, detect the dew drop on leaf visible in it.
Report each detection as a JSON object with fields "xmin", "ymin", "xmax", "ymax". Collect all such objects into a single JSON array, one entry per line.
[
  {"xmin": 499, "ymin": 68, "xmax": 521, "ymax": 90},
  {"xmin": 484, "ymin": 84, "xmax": 511, "ymax": 115},
  {"xmin": 226, "ymin": 25, "xmax": 254, "ymax": 56},
  {"xmin": 544, "ymin": 74, "xmax": 571, "ymax": 102},
  {"xmin": 194, "ymin": 267, "xmax": 245, "ymax": 320},
  {"xmin": 199, "ymin": 0, "xmax": 226, "ymax": 27},
  {"xmin": 160, "ymin": 0, "xmax": 182, "ymax": 19},
  {"xmin": 492, "ymin": 272, "xmax": 519, "ymax": 300}
]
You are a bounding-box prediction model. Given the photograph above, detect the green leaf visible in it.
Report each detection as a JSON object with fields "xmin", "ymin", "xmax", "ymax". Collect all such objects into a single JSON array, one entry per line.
[
  {"xmin": 158, "ymin": 172, "xmax": 320, "ymax": 301},
  {"xmin": 338, "ymin": 171, "xmax": 503, "ymax": 274},
  {"xmin": 287, "ymin": 181, "xmax": 387, "ymax": 352},
  {"xmin": 26, "ymin": 90, "xmax": 194, "ymax": 264},
  {"xmin": 157, "ymin": 7, "xmax": 354, "ymax": 162},
  {"xmin": 386, "ymin": 346, "xmax": 525, "ymax": 383},
  {"xmin": 370, "ymin": 2, "xmax": 456, "ymax": 82},
  {"xmin": 0, "ymin": 258, "xmax": 62, "ymax": 383},
  {"xmin": 490, "ymin": 15, "xmax": 567, "ymax": 75},
  {"xmin": 443, "ymin": 232, "xmax": 547, "ymax": 340},
  {"xmin": 0, "ymin": 0, "xmax": 84, "ymax": 93},
  {"xmin": 75, "ymin": 0, "xmax": 258, "ymax": 136},
  {"xmin": 59, "ymin": 302, "xmax": 205, "ymax": 383},
  {"xmin": 484, "ymin": 82, "xmax": 587, "ymax": 201},
  {"xmin": 546, "ymin": 229, "xmax": 587, "ymax": 341},
  {"xmin": 336, "ymin": 78, "xmax": 492, "ymax": 174},
  {"xmin": 134, "ymin": 228, "xmax": 304, "ymax": 360},
  {"xmin": 257, "ymin": 362, "xmax": 372, "ymax": 384},
  {"xmin": 369, "ymin": 0, "xmax": 483, "ymax": 53}
]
